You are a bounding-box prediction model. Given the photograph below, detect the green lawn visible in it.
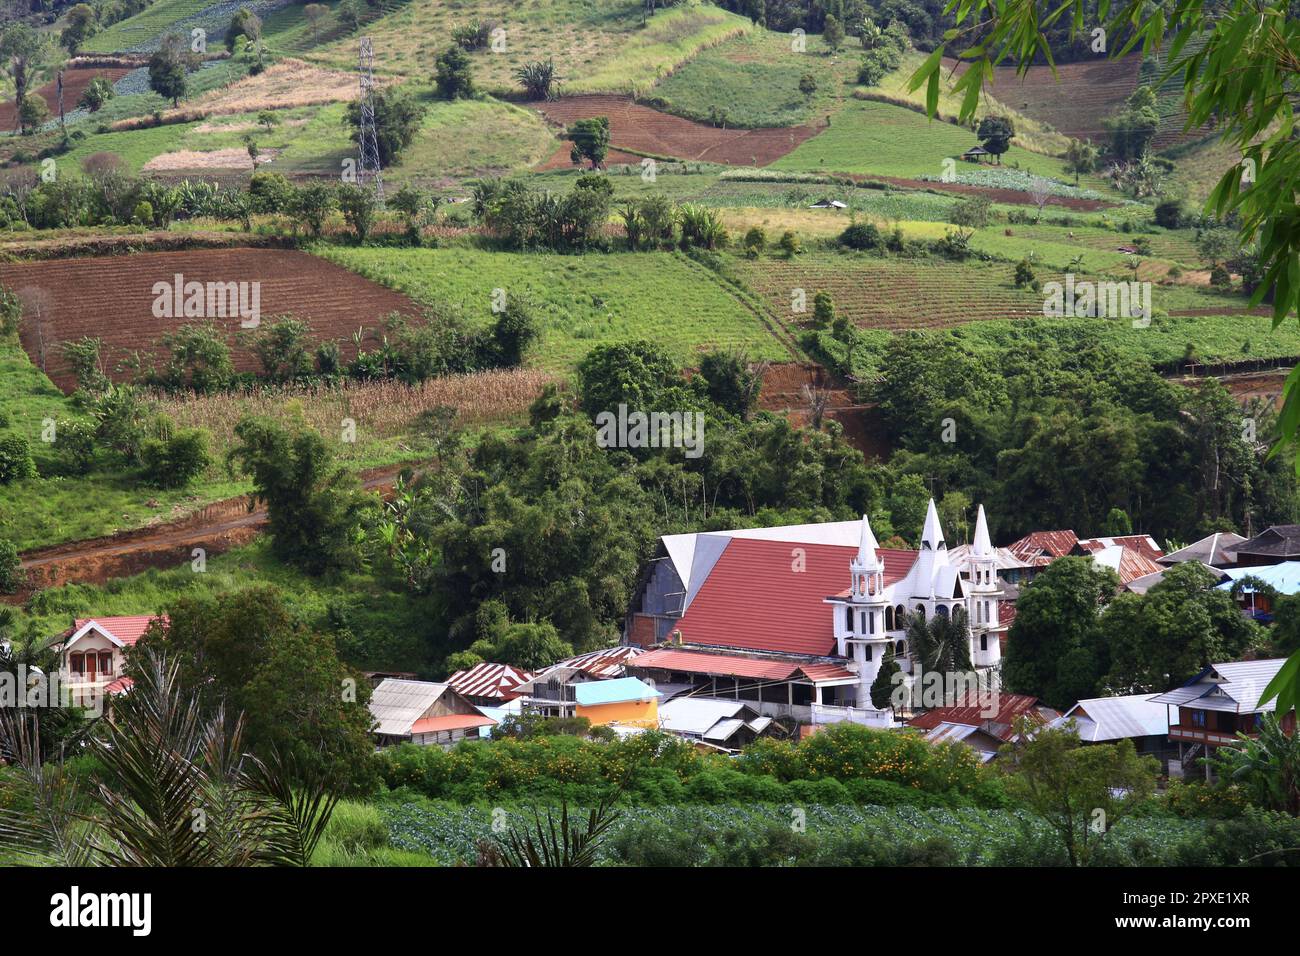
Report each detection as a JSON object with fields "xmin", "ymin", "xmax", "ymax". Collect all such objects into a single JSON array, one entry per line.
[{"xmin": 313, "ymin": 245, "xmax": 794, "ymax": 370}]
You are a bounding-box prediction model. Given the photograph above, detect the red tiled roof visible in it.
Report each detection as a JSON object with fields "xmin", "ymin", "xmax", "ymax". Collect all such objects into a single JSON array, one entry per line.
[
  {"xmin": 908, "ymin": 693, "xmax": 1046, "ymax": 741},
  {"xmin": 409, "ymin": 714, "xmax": 495, "ymax": 735},
  {"xmin": 446, "ymin": 662, "xmax": 534, "ymax": 701},
  {"xmin": 673, "ymin": 539, "xmax": 916, "ymax": 657},
  {"xmin": 69, "ymin": 616, "xmax": 165, "ymax": 647},
  {"xmin": 1008, "ymin": 530, "xmax": 1078, "ymax": 564},
  {"xmin": 105, "ymin": 677, "xmax": 133, "ymax": 695}
]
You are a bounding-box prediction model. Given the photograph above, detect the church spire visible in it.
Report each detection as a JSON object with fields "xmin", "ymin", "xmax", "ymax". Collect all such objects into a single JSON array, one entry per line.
[
  {"xmin": 920, "ymin": 498, "xmax": 945, "ymax": 551},
  {"xmin": 855, "ymin": 513, "xmax": 880, "ymax": 569},
  {"xmin": 972, "ymin": 504, "xmax": 992, "ymax": 556}
]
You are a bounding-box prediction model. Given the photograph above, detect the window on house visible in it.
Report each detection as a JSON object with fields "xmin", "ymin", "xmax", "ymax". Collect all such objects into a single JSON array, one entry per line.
[
  {"xmin": 1191, "ymin": 710, "xmax": 1206, "ymax": 727},
  {"xmin": 867, "ymin": 612, "xmax": 874, "ymax": 634},
  {"xmin": 70, "ymin": 653, "xmax": 84, "ymax": 674},
  {"xmin": 846, "ymin": 606, "xmax": 853, "ymax": 632},
  {"xmin": 864, "ymin": 645, "xmax": 872, "ymax": 661},
  {"xmin": 980, "ymin": 634, "xmax": 987, "ymax": 651},
  {"xmin": 99, "ymin": 653, "xmax": 113, "ymax": 675}
]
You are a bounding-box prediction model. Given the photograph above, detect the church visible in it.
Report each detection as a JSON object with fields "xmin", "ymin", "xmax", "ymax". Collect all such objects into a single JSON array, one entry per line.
[{"xmin": 623, "ymin": 500, "xmax": 1008, "ymax": 727}]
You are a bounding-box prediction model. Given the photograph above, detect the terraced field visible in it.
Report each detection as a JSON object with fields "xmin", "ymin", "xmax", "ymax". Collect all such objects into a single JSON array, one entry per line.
[
  {"xmin": 530, "ymin": 94, "xmax": 822, "ymax": 165},
  {"xmin": 0, "ymin": 249, "xmax": 419, "ymax": 391},
  {"xmin": 315, "ymin": 245, "xmax": 797, "ymax": 369},
  {"xmin": 978, "ymin": 56, "xmax": 1142, "ymax": 144},
  {"xmin": 0, "ymin": 66, "xmax": 134, "ymax": 131},
  {"xmin": 737, "ymin": 256, "xmax": 1055, "ymax": 331}
]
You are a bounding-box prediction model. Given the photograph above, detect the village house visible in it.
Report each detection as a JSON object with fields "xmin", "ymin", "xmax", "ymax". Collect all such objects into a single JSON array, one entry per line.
[
  {"xmin": 1151, "ymin": 658, "xmax": 1297, "ymax": 778},
  {"xmin": 1226, "ymin": 524, "xmax": 1300, "ymax": 567},
  {"xmin": 655, "ymin": 697, "xmax": 779, "ymax": 752},
  {"xmin": 1215, "ymin": 562, "xmax": 1300, "ymax": 621},
  {"xmin": 907, "ymin": 692, "xmax": 1058, "ymax": 762},
  {"xmin": 513, "ymin": 646, "xmax": 644, "ymax": 718},
  {"xmin": 1007, "ymin": 529, "xmax": 1165, "ymax": 586},
  {"xmin": 49, "ymin": 615, "xmax": 162, "ymax": 710},
  {"xmin": 445, "ymin": 661, "xmax": 534, "ymax": 708},
  {"xmin": 622, "ymin": 500, "xmax": 1009, "ymax": 730},
  {"xmin": 1055, "ymin": 693, "xmax": 1174, "ymax": 771},
  {"xmin": 368, "ymin": 678, "xmax": 496, "ymax": 748},
  {"xmin": 1157, "ymin": 531, "xmax": 1246, "ymax": 568},
  {"xmin": 573, "ymin": 677, "xmax": 661, "ymax": 728}
]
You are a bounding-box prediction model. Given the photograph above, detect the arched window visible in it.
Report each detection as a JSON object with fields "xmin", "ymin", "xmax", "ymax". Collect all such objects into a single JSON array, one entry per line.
[
  {"xmin": 895, "ymin": 605, "xmax": 906, "ymax": 627},
  {"xmin": 69, "ymin": 652, "xmax": 84, "ymax": 675},
  {"xmin": 915, "ymin": 605, "xmax": 926, "ymax": 621},
  {"xmin": 845, "ymin": 606, "xmax": 853, "ymax": 632},
  {"xmin": 895, "ymin": 640, "xmax": 906, "ymax": 655},
  {"xmin": 885, "ymin": 606, "xmax": 895, "ymax": 630},
  {"xmin": 935, "ymin": 604, "xmax": 949, "ymax": 618}
]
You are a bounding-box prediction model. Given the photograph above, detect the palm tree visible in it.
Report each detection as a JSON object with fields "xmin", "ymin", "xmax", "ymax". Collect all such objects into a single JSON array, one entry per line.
[
  {"xmin": 479, "ymin": 795, "xmax": 621, "ymax": 867},
  {"xmin": 0, "ymin": 648, "xmax": 338, "ymax": 866},
  {"xmin": 1209, "ymin": 714, "xmax": 1300, "ymax": 815}
]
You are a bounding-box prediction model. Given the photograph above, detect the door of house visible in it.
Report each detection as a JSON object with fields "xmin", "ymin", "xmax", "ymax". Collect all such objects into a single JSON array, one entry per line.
[{"xmin": 85, "ymin": 653, "xmax": 97, "ymax": 682}]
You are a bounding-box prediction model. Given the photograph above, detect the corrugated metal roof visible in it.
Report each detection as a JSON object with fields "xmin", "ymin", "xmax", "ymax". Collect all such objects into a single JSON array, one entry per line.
[
  {"xmin": 1233, "ymin": 525, "xmax": 1300, "ymax": 558},
  {"xmin": 1218, "ymin": 561, "xmax": 1300, "ymax": 596},
  {"xmin": 658, "ymin": 697, "xmax": 753, "ymax": 735},
  {"xmin": 1076, "ymin": 535, "xmax": 1164, "ymax": 562},
  {"xmin": 908, "ymin": 693, "xmax": 1051, "ymax": 741},
  {"xmin": 1008, "ymin": 530, "xmax": 1079, "ymax": 563},
  {"xmin": 632, "ymin": 648, "xmax": 799, "ymax": 680},
  {"xmin": 368, "ymin": 679, "xmax": 449, "ymax": 737},
  {"xmin": 1159, "ymin": 532, "xmax": 1246, "ymax": 567},
  {"xmin": 574, "ymin": 677, "xmax": 661, "ymax": 706},
  {"xmin": 446, "ymin": 662, "xmax": 534, "ymax": 701},
  {"xmin": 538, "ymin": 646, "xmax": 643, "ymax": 679},
  {"xmin": 410, "ymin": 713, "xmax": 495, "ymax": 734},
  {"xmin": 1060, "ymin": 694, "xmax": 1168, "ymax": 741},
  {"xmin": 1150, "ymin": 658, "xmax": 1287, "ymax": 713}
]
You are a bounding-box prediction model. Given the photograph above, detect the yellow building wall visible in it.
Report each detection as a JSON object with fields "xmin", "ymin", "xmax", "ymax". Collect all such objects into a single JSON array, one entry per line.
[{"xmin": 576, "ymin": 698, "xmax": 659, "ymax": 727}]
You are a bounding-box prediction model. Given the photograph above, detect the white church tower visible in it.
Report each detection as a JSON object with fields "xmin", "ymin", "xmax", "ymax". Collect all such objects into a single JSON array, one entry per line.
[
  {"xmin": 834, "ymin": 515, "xmax": 892, "ymax": 696},
  {"xmin": 965, "ymin": 504, "xmax": 1003, "ymax": 669}
]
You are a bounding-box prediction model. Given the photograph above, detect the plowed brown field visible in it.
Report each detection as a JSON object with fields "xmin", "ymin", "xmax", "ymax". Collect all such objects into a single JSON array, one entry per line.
[
  {"xmin": 0, "ymin": 66, "xmax": 132, "ymax": 131},
  {"xmin": 0, "ymin": 248, "xmax": 419, "ymax": 391},
  {"xmin": 528, "ymin": 95, "xmax": 822, "ymax": 166}
]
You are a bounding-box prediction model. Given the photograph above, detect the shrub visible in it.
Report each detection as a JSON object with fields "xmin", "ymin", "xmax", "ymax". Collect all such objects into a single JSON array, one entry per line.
[
  {"xmin": 1154, "ymin": 197, "xmax": 1185, "ymax": 229},
  {"xmin": 1014, "ymin": 257, "xmax": 1037, "ymax": 289},
  {"xmin": 140, "ymin": 427, "xmax": 212, "ymax": 488},
  {"xmin": 55, "ymin": 418, "xmax": 97, "ymax": 475},
  {"xmin": 248, "ymin": 171, "xmax": 297, "ymax": 214},
  {"xmin": 840, "ymin": 221, "xmax": 882, "ymax": 250},
  {"xmin": 813, "ymin": 290, "xmax": 834, "ymax": 327},
  {"xmin": 778, "ymin": 230, "xmax": 800, "ymax": 257},
  {"xmin": 0, "ymin": 435, "xmax": 36, "ymax": 483},
  {"xmin": 0, "ymin": 538, "xmax": 22, "ymax": 593}
]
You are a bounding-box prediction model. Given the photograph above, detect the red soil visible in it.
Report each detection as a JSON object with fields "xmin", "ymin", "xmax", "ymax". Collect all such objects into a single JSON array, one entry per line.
[
  {"xmin": 759, "ymin": 362, "xmax": 891, "ymax": 461},
  {"xmin": 0, "ymin": 248, "xmax": 419, "ymax": 392},
  {"xmin": 527, "ymin": 95, "xmax": 822, "ymax": 166},
  {"xmin": 0, "ymin": 66, "xmax": 132, "ymax": 131}
]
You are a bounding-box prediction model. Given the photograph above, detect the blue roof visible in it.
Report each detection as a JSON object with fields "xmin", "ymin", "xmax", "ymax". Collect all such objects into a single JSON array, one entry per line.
[
  {"xmin": 574, "ymin": 677, "xmax": 661, "ymax": 707},
  {"xmin": 1217, "ymin": 561, "xmax": 1300, "ymax": 595}
]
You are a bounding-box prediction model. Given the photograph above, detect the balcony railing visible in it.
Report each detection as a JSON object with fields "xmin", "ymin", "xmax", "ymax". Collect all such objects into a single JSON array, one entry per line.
[{"xmin": 1168, "ymin": 725, "xmax": 1255, "ymax": 747}]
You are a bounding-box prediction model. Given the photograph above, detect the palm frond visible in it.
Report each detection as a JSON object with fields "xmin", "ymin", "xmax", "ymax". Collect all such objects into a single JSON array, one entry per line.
[
  {"xmin": 243, "ymin": 749, "xmax": 340, "ymax": 867},
  {"xmin": 0, "ymin": 710, "xmax": 91, "ymax": 866}
]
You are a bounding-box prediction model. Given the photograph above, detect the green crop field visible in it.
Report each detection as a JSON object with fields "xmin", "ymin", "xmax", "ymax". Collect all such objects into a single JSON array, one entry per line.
[
  {"xmin": 81, "ymin": 0, "xmax": 215, "ymax": 52},
  {"xmin": 385, "ymin": 97, "xmax": 558, "ymax": 183},
  {"xmin": 314, "ymin": 245, "xmax": 795, "ymax": 370},
  {"xmin": 771, "ymin": 98, "xmax": 1092, "ymax": 188},
  {"xmin": 649, "ymin": 29, "xmax": 853, "ymax": 128},
  {"xmin": 307, "ymin": 0, "xmax": 751, "ymax": 95}
]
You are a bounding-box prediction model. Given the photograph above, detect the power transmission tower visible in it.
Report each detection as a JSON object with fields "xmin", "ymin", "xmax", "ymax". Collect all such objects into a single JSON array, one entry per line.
[{"xmin": 357, "ymin": 36, "xmax": 384, "ymax": 204}]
